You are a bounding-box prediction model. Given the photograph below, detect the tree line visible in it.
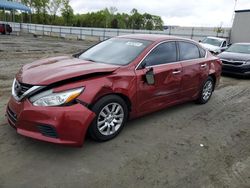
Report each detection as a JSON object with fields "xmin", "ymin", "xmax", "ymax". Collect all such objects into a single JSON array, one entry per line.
[{"xmin": 1, "ymin": 0, "xmax": 164, "ymax": 30}]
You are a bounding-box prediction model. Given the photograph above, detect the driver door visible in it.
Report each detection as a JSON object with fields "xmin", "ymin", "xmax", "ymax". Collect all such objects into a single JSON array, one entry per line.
[{"xmin": 135, "ymin": 41, "xmax": 182, "ymax": 116}]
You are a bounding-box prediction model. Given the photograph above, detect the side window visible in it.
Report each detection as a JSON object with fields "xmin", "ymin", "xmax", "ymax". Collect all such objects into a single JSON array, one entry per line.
[
  {"xmin": 143, "ymin": 42, "xmax": 177, "ymax": 66},
  {"xmin": 179, "ymin": 42, "xmax": 200, "ymax": 61},
  {"xmin": 222, "ymin": 41, "xmax": 227, "ymax": 47},
  {"xmin": 199, "ymin": 47, "xmax": 206, "ymax": 58}
]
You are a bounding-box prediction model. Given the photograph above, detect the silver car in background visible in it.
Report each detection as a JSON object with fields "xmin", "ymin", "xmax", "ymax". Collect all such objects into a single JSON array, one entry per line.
[{"xmin": 200, "ymin": 36, "xmax": 228, "ymax": 54}]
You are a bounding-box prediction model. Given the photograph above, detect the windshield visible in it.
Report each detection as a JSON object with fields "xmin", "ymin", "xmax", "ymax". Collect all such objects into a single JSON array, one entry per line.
[
  {"xmin": 226, "ymin": 44, "xmax": 250, "ymax": 54},
  {"xmin": 79, "ymin": 38, "xmax": 152, "ymax": 65},
  {"xmin": 201, "ymin": 38, "xmax": 222, "ymax": 47}
]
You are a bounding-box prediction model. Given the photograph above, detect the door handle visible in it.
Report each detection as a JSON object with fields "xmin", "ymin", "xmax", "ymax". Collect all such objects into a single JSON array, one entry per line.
[
  {"xmin": 201, "ymin": 64, "xmax": 207, "ymax": 68},
  {"xmin": 172, "ymin": 70, "xmax": 181, "ymax": 75}
]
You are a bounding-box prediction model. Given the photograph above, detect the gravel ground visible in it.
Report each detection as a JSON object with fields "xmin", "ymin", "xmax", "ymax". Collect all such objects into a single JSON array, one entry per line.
[{"xmin": 0, "ymin": 34, "xmax": 250, "ymax": 188}]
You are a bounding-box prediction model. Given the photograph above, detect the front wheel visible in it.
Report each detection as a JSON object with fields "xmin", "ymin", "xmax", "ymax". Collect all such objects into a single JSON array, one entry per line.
[
  {"xmin": 88, "ymin": 95, "xmax": 128, "ymax": 141},
  {"xmin": 196, "ymin": 77, "xmax": 214, "ymax": 104}
]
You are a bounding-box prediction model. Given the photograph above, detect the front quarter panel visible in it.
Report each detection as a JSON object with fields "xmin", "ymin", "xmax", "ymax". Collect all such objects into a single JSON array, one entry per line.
[{"xmin": 77, "ymin": 68, "xmax": 137, "ymax": 117}]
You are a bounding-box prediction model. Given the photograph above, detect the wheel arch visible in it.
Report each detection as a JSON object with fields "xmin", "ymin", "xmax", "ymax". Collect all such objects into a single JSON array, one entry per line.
[
  {"xmin": 87, "ymin": 92, "xmax": 131, "ymax": 141},
  {"xmin": 208, "ymin": 73, "xmax": 216, "ymax": 91},
  {"xmin": 89, "ymin": 92, "xmax": 132, "ymax": 112}
]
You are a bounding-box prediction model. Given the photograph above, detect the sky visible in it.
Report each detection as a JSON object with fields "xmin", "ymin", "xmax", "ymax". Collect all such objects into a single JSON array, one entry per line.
[{"xmin": 70, "ymin": 0, "xmax": 250, "ymax": 27}]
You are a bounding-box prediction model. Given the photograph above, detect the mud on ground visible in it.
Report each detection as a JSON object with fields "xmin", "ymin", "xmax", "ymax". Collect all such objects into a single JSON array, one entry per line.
[{"xmin": 0, "ymin": 34, "xmax": 250, "ymax": 188}]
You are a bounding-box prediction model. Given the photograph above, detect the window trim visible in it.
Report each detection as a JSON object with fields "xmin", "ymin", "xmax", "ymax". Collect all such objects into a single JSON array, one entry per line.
[{"xmin": 135, "ymin": 39, "xmax": 208, "ymax": 70}]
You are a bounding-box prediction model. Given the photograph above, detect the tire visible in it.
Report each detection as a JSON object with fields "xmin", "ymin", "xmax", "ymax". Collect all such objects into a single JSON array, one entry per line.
[
  {"xmin": 196, "ymin": 76, "xmax": 214, "ymax": 104},
  {"xmin": 88, "ymin": 95, "xmax": 128, "ymax": 141}
]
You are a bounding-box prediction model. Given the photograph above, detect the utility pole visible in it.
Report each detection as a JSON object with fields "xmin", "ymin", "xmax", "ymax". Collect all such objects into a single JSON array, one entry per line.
[{"xmin": 231, "ymin": 0, "xmax": 238, "ymax": 24}]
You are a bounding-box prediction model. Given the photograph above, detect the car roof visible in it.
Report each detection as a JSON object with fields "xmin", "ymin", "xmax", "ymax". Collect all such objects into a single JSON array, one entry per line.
[
  {"xmin": 206, "ymin": 36, "xmax": 226, "ymax": 41},
  {"xmin": 117, "ymin": 34, "xmax": 194, "ymax": 42}
]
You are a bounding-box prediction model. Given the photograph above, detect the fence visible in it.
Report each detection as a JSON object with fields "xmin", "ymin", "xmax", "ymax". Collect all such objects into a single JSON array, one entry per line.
[{"xmin": 4, "ymin": 22, "xmax": 231, "ymax": 42}]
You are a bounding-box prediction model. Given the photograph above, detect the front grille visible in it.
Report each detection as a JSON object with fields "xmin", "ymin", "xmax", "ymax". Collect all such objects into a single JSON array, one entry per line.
[
  {"xmin": 6, "ymin": 106, "xmax": 17, "ymax": 125},
  {"xmin": 14, "ymin": 80, "xmax": 33, "ymax": 98},
  {"xmin": 222, "ymin": 60, "xmax": 244, "ymax": 66},
  {"xmin": 37, "ymin": 125, "xmax": 58, "ymax": 138}
]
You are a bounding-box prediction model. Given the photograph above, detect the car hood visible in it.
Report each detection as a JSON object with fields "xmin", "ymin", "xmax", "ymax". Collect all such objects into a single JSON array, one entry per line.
[
  {"xmin": 16, "ymin": 56, "xmax": 120, "ymax": 85},
  {"xmin": 200, "ymin": 43, "xmax": 220, "ymax": 52},
  {"xmin": 218, "ymin": 51, "xmax": 250, "ymax": 62}
]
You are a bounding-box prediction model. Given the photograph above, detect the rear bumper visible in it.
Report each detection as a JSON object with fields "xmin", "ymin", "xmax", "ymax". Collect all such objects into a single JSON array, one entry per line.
[{"xmin": 6, "ymin": 96, "xmax": 96, "ymax": 147}]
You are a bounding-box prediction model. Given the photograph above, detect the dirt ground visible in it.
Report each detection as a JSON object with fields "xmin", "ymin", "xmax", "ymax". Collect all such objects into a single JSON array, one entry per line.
[{"xmin": 0, "ymin": 34, "xmax": 250, "ymax": 188}]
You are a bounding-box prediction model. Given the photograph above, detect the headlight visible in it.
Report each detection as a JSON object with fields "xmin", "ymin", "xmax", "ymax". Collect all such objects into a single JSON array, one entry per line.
[
  {"xmin": 244, "ymin": 61, "xmax": 250, "ymax": 65},
  {"xmin": 30, "ymin": 87, "xmax": 84, "ymax": 107}
]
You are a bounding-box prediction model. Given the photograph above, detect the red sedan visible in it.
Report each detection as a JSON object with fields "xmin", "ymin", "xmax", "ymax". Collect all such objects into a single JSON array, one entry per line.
[{"xmin": 6, "ymin": 34, "xmax": 222, "ymax": 146}]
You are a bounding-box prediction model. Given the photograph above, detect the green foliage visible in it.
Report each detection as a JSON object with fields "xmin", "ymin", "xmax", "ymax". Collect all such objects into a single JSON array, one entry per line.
[
  {"xmin": 214, "ymin": 27, "xmax": 225, "ymax": 34},
  {"xmin": 61, "ymin": 0, "xmax": 74, "ymax": 25},
  {"xmin": 48, "ymin": 0, "xmax": 63, "ymax": 24},
  {"xmin": 8, "ymin": 2, "xmax": 164, "ymax": 30}
]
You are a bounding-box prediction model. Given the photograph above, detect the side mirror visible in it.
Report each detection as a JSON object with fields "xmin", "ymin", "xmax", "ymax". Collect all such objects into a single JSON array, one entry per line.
[
  {"xmin": 145, "ymin": 67, "xmax": 155, "ymax": 85},
  {"xmin": 199, "ymin": 40, "xmax": 201, "ymax": 43}
]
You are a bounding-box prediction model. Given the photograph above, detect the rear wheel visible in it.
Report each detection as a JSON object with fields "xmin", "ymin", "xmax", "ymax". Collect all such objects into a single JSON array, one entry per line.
[
  {"xmin": 196, "ymin": 76, "xmax": 214, "ymax": 104},
  {"xmin": 88, "ymin": 95, "xmax": 128, "ymax": 141}
]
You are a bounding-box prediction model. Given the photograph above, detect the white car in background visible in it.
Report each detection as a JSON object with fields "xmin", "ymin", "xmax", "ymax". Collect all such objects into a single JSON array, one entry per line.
[{"xmin": 200, "ymin": 37, "xmax": 228, "ymax": 54}]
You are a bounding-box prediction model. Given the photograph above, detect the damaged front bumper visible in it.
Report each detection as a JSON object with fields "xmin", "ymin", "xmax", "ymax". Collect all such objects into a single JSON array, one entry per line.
[{"xmin": 6, "ymin": 96, "xmax": 96, "ymax": 147}]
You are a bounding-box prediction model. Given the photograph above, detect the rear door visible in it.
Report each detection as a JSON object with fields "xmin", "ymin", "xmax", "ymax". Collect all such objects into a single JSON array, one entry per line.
[
  {"xmin": 136, "ymin": 41, "xmax": 182, "ymax": 115},
  {"xmin": 177, "ymin": 41, "xmax": 209, "ymax": 100}
]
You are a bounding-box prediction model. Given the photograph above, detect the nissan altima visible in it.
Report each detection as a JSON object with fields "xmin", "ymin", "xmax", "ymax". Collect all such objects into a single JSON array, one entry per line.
[{"xmin": 6, "ymin": 34, "xmax": 222, "ymax": 146}]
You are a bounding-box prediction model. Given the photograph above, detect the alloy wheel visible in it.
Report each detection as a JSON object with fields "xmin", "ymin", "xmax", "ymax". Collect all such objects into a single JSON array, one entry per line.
[
  {"xmin": 202, "ymin": 80, "xmax": 213, "ymax": 101},
  {"xmin": 97, "ymin": 102, "xmax": 124, "ymax": 136}
]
